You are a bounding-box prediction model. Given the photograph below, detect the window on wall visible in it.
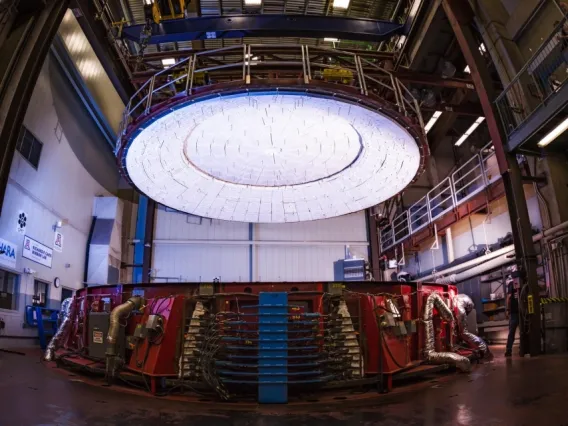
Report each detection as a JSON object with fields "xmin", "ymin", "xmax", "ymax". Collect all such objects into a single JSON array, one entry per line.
[
  {"xmin": 0, "ymin": 270, "xmax": 18, "ymax": 310},
  {"xmin": 33, "ymin": 280, "xmax": 48, "ymax": 307},
  {"xmin": 16, "ymin": 126, "xmax": 43, "ymax": 169}
]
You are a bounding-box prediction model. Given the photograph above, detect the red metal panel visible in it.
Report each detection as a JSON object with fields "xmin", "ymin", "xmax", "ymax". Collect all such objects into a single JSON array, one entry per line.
[
  {"xmin": 63, "ymin": 281, "xmax": 459, "ymax": 388},
  {"xmin": 127, "ymin": 295, "xmax": 185, "ymax": 376}
]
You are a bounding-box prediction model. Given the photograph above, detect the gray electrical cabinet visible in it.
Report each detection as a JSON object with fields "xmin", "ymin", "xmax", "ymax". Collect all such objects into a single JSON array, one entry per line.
[{"xmin": 88, "ymin": 312, "xmax": 125, "ymax": 359}]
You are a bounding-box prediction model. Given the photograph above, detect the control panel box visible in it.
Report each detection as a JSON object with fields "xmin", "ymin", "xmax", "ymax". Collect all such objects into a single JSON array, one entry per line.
[{"xmin": 88, "ymin": 312, "xmax": 124, "ymax": 359}]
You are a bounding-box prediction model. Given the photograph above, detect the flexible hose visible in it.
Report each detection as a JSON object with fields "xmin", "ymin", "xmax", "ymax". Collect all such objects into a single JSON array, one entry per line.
[{"xmin": 106, "ymin": 296, "xmax": 143, "ymax": 355}]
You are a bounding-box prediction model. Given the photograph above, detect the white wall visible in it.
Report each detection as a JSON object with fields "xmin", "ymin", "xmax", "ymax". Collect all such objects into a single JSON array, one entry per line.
[
  {"xmin": 152, "ymin": 209, "xmax": 369, "ymax": 282},
  {"xmin": 0, "ymin": 57, "xmax": 108, "ymax": 337}
]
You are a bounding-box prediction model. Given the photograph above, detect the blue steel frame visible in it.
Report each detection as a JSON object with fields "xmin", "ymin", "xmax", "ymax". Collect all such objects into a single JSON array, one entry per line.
[
  {"xmin": 133, "ymin": 195, "xmax": 148, "ymax": 283},
  {"xmin": 120, "ymin": 15, "xmax": 404, "ymax": 44}
]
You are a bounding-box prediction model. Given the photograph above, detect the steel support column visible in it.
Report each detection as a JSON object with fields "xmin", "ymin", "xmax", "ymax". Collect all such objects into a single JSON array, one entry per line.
[
  {"xmin": 442, "ymin": 0, "xmax": 541, "ymax": 356},
  {"xmin": 366, "ymin": 209, "xmax": 382, "ymax": 281},
  {"xmin": 0, "ymin": 0, "xmax": 70, "ymax": 213},
  {"xmin": 133, "ymin": 196, "xmax": 155, "ymax": 283}
]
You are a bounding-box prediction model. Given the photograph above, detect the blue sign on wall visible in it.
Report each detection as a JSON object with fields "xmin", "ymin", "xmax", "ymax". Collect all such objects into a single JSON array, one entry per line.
[{"xmin": 0, "ymin": 238, "xmax": 17, "ymax": 269}]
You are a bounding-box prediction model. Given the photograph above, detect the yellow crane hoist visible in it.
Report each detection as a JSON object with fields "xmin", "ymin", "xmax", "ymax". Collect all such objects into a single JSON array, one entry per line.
[
  {"xmin": 144, "ymin": 0, "xmax": 185, "ymax": 24},
  {"xmin": 322, "ymin": 67, "xmax": 354, "ymax": 85}
]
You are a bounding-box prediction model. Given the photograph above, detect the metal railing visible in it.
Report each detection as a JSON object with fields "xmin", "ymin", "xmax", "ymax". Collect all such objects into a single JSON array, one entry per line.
[
  {"xmin": 115, "ymin": 44, "xmax": 423, "ymax": 154},
  {"xmin": 379, "ymin": 142, "xmax": 499, "ymax": 252},
  {"xmin": 495, "ymin": 16, "xmax": 568, "ymax": 136}
]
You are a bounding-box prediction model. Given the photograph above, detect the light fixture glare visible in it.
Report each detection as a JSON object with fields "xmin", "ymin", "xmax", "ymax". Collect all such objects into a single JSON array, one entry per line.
[
  {"xmin": 455, "ymin": 117, "xmax": 485, "ymax": 146},
  {"xmin": 424, "ymin": 111, "xmax": 442, "ymax": 133},
  {"xmin": 333, "ymin": 0, "xmax": 350, "ymax": 9},
  {"xmin": 537, "ymin": 117, "xmax": 568, "ymax": 147}
]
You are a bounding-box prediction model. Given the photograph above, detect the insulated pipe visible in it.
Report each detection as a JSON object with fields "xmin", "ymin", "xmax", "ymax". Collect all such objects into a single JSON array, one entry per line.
[
  {"xmin": 106, "ymin": 296, "xmax": 144, "ymax": 356},
  {"xmin": 435, "ymin": 253, "xmax": 515, "ymax": 284},
  {"xmin": 446, "ymin": 227, "xmax": 455, "ymax": 264},
  {"xmin": 454, "ymin": 294, "xmax": 489, "ymax": 355},
  {"xmin": 420, "ymin": 245, "xmax": 515, "ymax": 282},
  {"xmin": 423, "ymin": 292, "xmax": 471, "ymax": 372},
  {"xmin": 419, "ymin": 219, "xmax": 568, "ymax": 282},
  {"xmin": 44, "ymin": 297, "xmax": 74, "ymax": 361}
]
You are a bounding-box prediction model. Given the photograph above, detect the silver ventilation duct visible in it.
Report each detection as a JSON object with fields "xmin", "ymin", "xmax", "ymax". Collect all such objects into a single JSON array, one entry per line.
[
  {"xmin": 454, "ymin": 294, "xmax": 489, "ymax": 355},
  {"xmin": 44, "ymin": 298, "xmax": 74, "ymax": 361},
  {"xmin": 423, "ymin": 292, "xmax": 471, "ymax": 372}
]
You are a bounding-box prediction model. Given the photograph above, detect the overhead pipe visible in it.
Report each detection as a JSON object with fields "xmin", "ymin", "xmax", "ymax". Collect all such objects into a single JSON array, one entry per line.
[
  {"xmin": 435, "ymin": 253, "xmax": 514, "ymax": 284},
  {"xmin": 419, "ymin": 220, "xmax": 568, "ymax": 282},
  {"xmin": 423, "ymin": 292, "xmax": 471, "ymax": 372}
]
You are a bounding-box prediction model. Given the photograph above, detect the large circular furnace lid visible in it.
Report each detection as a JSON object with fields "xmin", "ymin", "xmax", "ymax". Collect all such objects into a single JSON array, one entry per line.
[{"xmin": 123, "ymin": 91, "xmax": 421, "ymax": 223}]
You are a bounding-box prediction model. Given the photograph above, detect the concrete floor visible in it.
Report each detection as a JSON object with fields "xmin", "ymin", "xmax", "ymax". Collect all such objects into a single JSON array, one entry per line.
[{"xmin": 1, "ymin": 347, "xmax": 567, "ymax": 426}]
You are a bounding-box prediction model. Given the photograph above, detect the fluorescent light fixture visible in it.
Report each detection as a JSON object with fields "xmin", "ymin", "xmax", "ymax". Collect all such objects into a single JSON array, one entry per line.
[
  {"xmin": 479, "ymin": 43, "xmax": 487, "ymax": 54},
  {"xmin": 324, "ymin": 37, "xmax": 340, "ymax": 43},
  {"xmin": 124, "ymin": 92, "xmax": 421, "ymax": 223},
  {"xmin": 464, "ymin": 65, "xmax": 470, "ymax": 73},
  {"xmin": 455, "ymin": 117, "xmax": 485, "ymax": 146},
  {"xmin": 537, "ymin": 117, "xmax": 568, "ymax": 147},
  {"xmin": 244, "ymin": 0, "xmax": 262, "ymax": 5},
  {"xmin": 333, "ymin": 0, "xmax": 350, "ymax": 9},
  {"xmin": 424, "ymin": 111, "xmax": 442, "ymax": 133},
  {"xmin": 144, "ymin": 0, "xmax": 153, "ymax": 5},
  {"xmin": 161, "ymin": 58, "xmax": 175, "ymax": 67}
]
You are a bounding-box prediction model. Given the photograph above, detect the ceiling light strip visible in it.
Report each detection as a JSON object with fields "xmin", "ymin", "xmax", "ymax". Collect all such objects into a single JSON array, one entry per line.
[
  {"xmin": 424, "ymin": 111, "xmax": 442, "ymax": 134},
  {"xmin": 537, "ymin": 117, "xmax": 568, "ymax": 147},
  {"xmin": 455, "ymin": 117, "xmax": 485, "ymax": 146}
]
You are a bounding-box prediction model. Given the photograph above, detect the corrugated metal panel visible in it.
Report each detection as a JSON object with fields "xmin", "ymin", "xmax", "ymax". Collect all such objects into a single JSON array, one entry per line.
[
  {"xmin": 154, "ymin": 208, "xmax": 249, "ymax": 240},
  {"xmin": 204, "ymin": 39, "xmax": 224, "ymax": 48},
  {"xmin": 262, "ymin": 0, "xmax": 286, "ymax": 14},
  {"xmin": 127, "ymin": 0, "xmax": 146, "ymax": 23},
  {"xmin": 222, "ymin": 0, "xmax": 243, "ymax": 15},
  {"xmin": 255, "ymin": 245, "xmax": 368, "ymax": 281},
  {"xmin": 153, "ymin": 244, "xmax": 249, "ymax": 281},
  {"xmin": 256, "ymin": 212, "xmax": 367, "ymax": 242},
  {"xmin": 124, "ymin": 0, "xmax": 399, "ymax": 22},
  {"xmin": 285, "ymin": 0, "xmax": 307, "ymax": 14},
  {"xmin": 153, "ymin": 210, "xmax": 368, "ymax": 282},
  {"xmin": 305, "ymin": 0, "xmax": 326, "ymax": 15},
  {"xmin": 201, "ymin": 0, "xmax": 221, "ymax": 15}
]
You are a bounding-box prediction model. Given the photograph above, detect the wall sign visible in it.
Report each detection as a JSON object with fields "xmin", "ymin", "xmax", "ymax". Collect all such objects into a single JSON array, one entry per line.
[
  {"xmin": 17, "ymin": 211, "xmax": 27, "ymax": 234},
  {"xmin": 0, "ymin": 238, "xmax": 17, "ymax": 269},
  {"xmin": 53, "ymin": 231, "xmax": 63, "ymax": 253},
  {"xmin": 22, "ymin": 235, "xmax": 52, "ymax": 268}
]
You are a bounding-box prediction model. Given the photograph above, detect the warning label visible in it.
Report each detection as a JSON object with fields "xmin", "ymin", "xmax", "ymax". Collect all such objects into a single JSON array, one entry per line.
[{"xmin": 93, "ymin": 330, "xmax": 103, "ymax": 344}]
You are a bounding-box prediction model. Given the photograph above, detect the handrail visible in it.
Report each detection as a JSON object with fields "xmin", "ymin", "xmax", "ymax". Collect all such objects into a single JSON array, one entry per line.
[
  {"xmin": 378, "ymin": 144, "xmax": 500, "ymax": 253},
  {"xmin": 115, "ymin": 43, "xmax": 424, "ymax": 155},
  {"xmin": 495, "ymin": 16, "xmax": 568, "ymax": 103},
  {"xmin": 494, "ymin": 15, "xmax": 568, "ymax": 135}
]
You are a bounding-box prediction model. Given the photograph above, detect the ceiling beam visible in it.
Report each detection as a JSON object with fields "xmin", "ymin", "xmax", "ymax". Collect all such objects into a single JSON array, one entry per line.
[
  {"xmin": 394, "ymin": 70, "xmax": 475, "ymax": 89},
  {"xmin": 120, "ymin": 15, "xmax": 404, "ymax": 44}
]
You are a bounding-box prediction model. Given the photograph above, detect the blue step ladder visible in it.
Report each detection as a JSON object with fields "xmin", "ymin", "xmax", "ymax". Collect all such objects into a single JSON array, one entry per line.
[
  {"xmin": 25, "ymin": 306, "xmax": 60, "ymax": 350},
  {"xmin": 258, "ymin": 292, "xmax": 288, "ymax": 403}
]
